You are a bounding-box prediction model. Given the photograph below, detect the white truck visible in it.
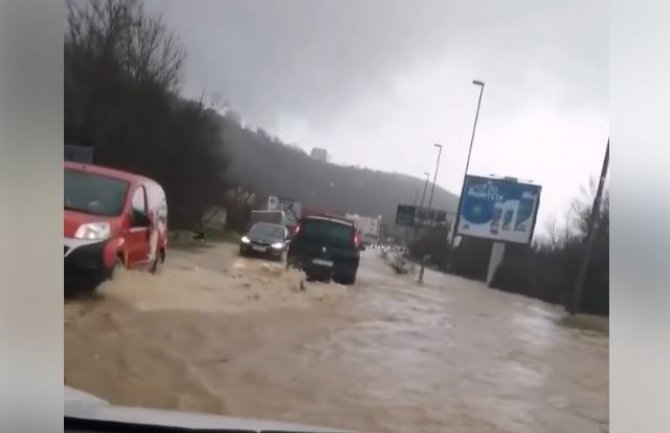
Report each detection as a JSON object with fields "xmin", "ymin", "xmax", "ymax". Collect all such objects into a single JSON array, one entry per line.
[
  {"xmin": 345, "ymin": 213, "xmax": 382, "ymax": 244},
  {"xmin": 267, "ymin": 196, "xmax": 302, "ymax": 235}
]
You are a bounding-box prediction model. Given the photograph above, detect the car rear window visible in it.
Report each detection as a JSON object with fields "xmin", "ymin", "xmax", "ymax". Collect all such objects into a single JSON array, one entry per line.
[{"xmin": 299, "ymin": 218, "xmax": 355, "ymax": 248}]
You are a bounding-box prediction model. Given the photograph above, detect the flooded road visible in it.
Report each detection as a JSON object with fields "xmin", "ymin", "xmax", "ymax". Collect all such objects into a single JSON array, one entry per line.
[{"xmin": 65, "ymin": 244, "xmax": 608, "ymax": 433}]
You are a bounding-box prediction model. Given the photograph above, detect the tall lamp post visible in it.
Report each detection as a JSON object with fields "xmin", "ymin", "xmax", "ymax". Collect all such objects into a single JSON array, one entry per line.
[
  {"xmin": 409, "ymin": 171, "xmax": 431, "ymax": 253},
  {"xmin": 419, "ymin": 171, "xmax": 430, "ymax": 209},
  {"xmin": 447, "ymin": 80, "xmax": 485, "ymax": 270},
  {"xmin": 418, "ymin": 143, "xmax": 443, "ymax": 284},
  {"xmin": 427, "ymin": 144, "xmax": 443, "ymax": 211}
]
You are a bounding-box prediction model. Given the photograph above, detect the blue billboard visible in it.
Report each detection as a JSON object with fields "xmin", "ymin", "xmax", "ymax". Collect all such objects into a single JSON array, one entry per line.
[{"xmin": 457, "ymin": 175, "xmax": 541, "ymax": 244}]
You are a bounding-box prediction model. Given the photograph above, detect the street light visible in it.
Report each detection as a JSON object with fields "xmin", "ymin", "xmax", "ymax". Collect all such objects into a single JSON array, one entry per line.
[
  {"xmin": 447, "ymin": 80, "xmax": 485, "ymax": 269},
  {"xmin": 427, "ymin": 144, "xmax": 443, "ymax": 211},
  {"xmin": 463, "ymin": 80, "xmax": 485, "ymax": 179},
  {"xmin": 418, "ymin": 143, "xmax": 443, "ymax": 284},
  {"xmin": 419, "ymin": 171, "xmax": 430, "ymax": 210}
]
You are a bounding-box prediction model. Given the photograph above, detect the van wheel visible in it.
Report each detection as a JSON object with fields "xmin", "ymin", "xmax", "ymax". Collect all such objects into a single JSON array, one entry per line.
[
  {"xmin": 109, "ymin": 256, "xmax": 124, "ymax": 280},
  {"xmin": 150, "ymin": 250, "xmax": 164, "ymax": 275}
]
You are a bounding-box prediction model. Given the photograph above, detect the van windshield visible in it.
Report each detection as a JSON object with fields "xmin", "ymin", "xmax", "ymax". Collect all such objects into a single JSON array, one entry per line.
[{"xmin": 65, "ymin": 168, "xmax": 129, "ymax": 217}]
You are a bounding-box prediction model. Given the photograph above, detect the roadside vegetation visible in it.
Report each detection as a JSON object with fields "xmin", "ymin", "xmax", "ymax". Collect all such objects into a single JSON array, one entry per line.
[
  {"xmin": 389, "ymin": 253, "xmax": 414, "ymax": 275},
  {"xmin": 409, "ymin": 187, "xmax": 609, "ymax": 316},
  {"xmin": 65, "ymin": 0, "xmax": 231, "ymax": 230}
]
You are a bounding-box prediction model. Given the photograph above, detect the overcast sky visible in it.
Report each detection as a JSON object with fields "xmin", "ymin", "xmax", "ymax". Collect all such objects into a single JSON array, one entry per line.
[{"xmin": 145, "ymin": 0, "xmax": 608, "ymax": 234}]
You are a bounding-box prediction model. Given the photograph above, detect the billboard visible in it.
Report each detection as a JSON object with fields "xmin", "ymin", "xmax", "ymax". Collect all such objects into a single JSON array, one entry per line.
[
  {"xmin": 457, "ymin": 175, "xmax": 541, "ymax": 244},
  {"xmin": 395, "ymin": 205, "xmax": 449, "ymax": 228}
]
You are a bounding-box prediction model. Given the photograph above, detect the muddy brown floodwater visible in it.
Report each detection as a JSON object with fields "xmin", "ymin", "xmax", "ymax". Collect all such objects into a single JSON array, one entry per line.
[{"xmin": 65, "ymin": 244, "xmax": 608, "ymax": 433}]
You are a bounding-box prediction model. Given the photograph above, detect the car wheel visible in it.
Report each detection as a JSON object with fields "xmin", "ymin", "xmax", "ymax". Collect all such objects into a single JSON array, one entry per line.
[{"xmin": 335, "ymin": 269, "xmax": 357, "ymax": 285}]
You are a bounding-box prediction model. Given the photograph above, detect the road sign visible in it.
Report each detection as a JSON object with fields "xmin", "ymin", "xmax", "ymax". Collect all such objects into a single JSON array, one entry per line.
[
  {"xmin": 395, "ymin": 204, "xmax": 448, "ymax": 227},
  {"xmin": 457, "ymin": 175, "xmax": 541, "ymax": 244},
  {"xmin": 395, "ymin": 205, "xmax": 416, "ymax": 226}
]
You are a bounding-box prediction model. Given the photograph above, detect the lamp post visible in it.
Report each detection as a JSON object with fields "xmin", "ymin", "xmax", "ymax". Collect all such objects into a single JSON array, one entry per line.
[
  {"xmin": 447, "ymin": 80, "xmax": 485, "ymax": 270},
  {"xmin": 418, "ymin": 143, "xmax": 443, "ymax": 284},
  {"xmin": 427, "ymin": 144, "xmax": 443, "ymax": 211},
  {"xmin": 419, "ymin": 171, "xmax": 430, "ymax": 209}
]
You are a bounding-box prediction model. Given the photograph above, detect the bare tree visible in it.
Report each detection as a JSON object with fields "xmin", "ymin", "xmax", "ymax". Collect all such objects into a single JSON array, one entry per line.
[
  {"xmin": 65, "ymin": 0, "xmax": 228, "ymax": 229},
  {"xmin": 66, "ymin": 0, "xmax": 185, "ymax": 90}
]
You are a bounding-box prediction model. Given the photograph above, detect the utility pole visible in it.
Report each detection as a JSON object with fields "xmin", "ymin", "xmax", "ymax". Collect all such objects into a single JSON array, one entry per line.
[
  {"xmin": 418, "ymin": 144, "xmax": 443, "ymax": 284},
  {"xmin": 447, "ymin": 80, "xmax": 485, "ymax": 271},
  {"xmin": 569, "ymin": 138, "xmax": 610, "ymax": 315}
]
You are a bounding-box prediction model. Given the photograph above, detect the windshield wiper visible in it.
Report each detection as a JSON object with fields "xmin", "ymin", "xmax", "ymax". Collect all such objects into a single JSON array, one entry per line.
[{"xmin": 65, "ymin": 416, "xmax": 256, "ymax": 432}]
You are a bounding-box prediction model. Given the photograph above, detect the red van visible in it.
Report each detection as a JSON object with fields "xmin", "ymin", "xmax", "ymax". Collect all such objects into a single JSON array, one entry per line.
[{"xmin": 64, "ymin": 162, "xmax": 168, "ymax": 293}]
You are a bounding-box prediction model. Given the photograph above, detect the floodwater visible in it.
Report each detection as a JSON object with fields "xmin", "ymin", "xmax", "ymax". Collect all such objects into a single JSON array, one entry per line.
[{"xmin": 65, "ymin": 244, "xmax": 609, "ymax": 433}]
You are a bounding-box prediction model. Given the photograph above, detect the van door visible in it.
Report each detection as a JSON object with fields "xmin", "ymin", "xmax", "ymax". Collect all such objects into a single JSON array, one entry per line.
[{"xmin": 126, "ymin": 185, "xmax": 152, "ymax": 267}]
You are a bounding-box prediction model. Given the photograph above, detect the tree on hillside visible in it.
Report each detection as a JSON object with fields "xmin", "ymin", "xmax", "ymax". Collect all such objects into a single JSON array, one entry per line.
[
  {"xmin": 218, "ymin": 110, "xmax": 459, "ymax": 222},
  {"xmin": 65, "ymin": 0, "xmax": 229, "ymax": 229}
]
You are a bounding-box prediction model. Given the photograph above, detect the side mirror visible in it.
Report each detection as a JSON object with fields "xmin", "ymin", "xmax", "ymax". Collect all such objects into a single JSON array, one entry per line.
[{"xmin": 131, "ymin": 210, "xmax": 151, "ymax": 228}]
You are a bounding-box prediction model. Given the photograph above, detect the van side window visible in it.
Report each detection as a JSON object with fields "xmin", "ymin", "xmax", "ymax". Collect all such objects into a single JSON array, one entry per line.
[
  {"xmin": 132, "ymin": 186, "xmax": 147, "ymax": 214},
  {"xmin": 157, "ymin": 198, "xmax": 168, "ymax": 223}
]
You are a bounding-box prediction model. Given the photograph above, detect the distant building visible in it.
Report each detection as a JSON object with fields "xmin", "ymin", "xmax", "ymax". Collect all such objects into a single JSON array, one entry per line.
[{"xmin": 310, "ymin": 147, "xmax": 328, "ymax": 161}]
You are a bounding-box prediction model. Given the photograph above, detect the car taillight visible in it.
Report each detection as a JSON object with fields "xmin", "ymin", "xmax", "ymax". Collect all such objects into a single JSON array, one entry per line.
[
  {"xmin": 354, "ymin": 232, "xmax": 360, "ymax": 246},
  {"xmin": 294, "ymin": 224, "xmax": 301, "ymax": 236}
]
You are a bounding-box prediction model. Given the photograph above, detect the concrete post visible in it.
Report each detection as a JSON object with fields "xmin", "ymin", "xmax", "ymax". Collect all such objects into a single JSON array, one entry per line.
[{"xmin": 486, "ymin": 241, "xmax": 506, "ymax": 287}]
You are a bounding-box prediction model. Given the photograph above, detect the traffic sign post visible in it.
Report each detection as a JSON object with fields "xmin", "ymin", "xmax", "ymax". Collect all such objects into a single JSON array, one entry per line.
[
  {"xmin": 395, "ymin": 204, "xmax": 449, "ymax": 228},
  {"xmin": 486, "ymin": 241, "xmax": 506, "ymax": 286}
]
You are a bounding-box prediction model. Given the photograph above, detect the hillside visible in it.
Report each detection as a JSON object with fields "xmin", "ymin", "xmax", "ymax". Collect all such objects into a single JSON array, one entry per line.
[{"xmin": 218, "ymin": 115, "xmax": 459, "ymax": 224}]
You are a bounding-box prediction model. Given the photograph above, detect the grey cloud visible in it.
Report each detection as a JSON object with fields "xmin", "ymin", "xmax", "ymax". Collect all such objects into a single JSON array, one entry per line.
[{"xmin": 146, "ymin": 0, "xmax": 607, "ymax": 129}]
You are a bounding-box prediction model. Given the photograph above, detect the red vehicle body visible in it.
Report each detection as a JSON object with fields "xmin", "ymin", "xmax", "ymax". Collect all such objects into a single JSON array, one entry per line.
[{"xmin": 64, "ymin": 162, "xmax": 168, "ymax": 293}]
